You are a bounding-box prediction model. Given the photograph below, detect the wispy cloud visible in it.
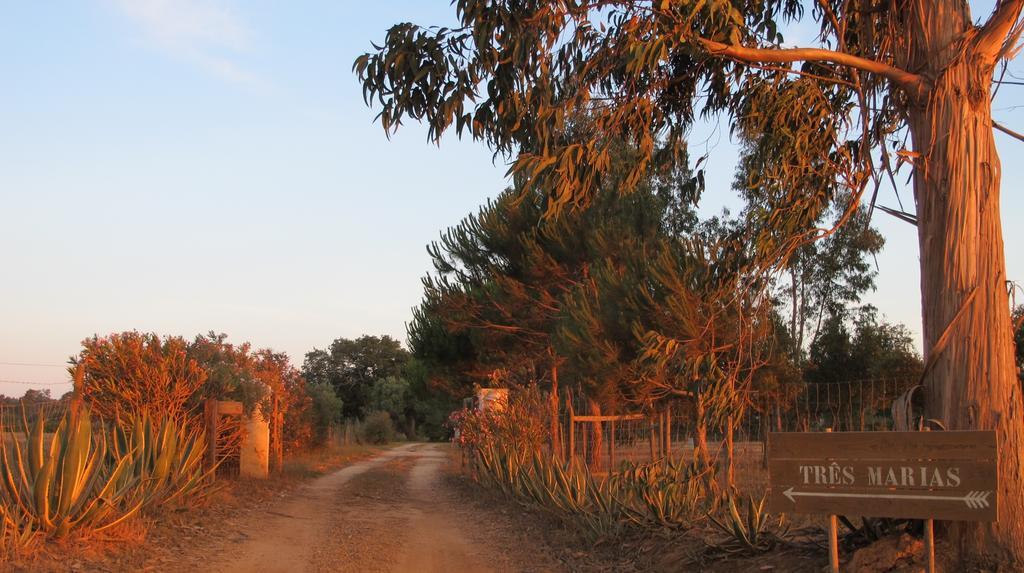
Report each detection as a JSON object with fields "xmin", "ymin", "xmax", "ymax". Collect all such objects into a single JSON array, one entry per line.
[{"xmin": 111, "ymin": 0, "xmax": 258, "ymax": 84}]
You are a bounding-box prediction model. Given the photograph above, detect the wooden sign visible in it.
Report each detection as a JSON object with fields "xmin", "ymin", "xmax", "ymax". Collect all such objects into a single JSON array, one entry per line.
[
  {"xmin": 216, "ymin": 400, "xmax": 244, "ymax": 416},
  {"xmin": 768, "ymin": 431, "xmax": 997, "ymax": 521}
]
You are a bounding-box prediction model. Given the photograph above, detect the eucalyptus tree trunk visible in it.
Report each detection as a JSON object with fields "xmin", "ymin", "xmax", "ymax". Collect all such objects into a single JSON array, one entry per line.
[{"xmin": 903, "ymin": 0, "xmax": 1024, "ymax": 560}]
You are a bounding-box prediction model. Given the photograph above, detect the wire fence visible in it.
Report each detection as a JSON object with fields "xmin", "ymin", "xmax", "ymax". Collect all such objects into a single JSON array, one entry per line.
[
  {"xmin": 0, "ymin": 399, "xmax": 70, "ymax": 432},
  {"xmin": 551, "ymin": 377, "xmax": 919, "ymax": 494},
  {"xmin": 0, "ymin": 400, "xmax": 72, "ymax": 453}
]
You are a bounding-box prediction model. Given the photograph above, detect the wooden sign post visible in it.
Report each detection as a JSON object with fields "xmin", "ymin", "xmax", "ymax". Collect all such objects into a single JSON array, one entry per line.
[{"xmin": 768, "ymin": 430, "xmax": 997, "ymax": 572}]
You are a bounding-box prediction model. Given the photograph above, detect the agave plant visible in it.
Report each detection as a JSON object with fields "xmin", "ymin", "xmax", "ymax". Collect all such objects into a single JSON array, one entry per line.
[
  {"xmin": 611, "ymin": 458, "xmax": 711, "ymax": 530},
  {"xmin": 706, "ymin": 492, "xmax": 789, "ymax": 553},
  {"xmin": 0, "ymin": 503, "xmax": 36, "ymax": 555},
  {"xmin": 110, "ymin": 413, "xmax": 213, "ymax": 508},
  {"xmin": 0, "ymin": 405, "xmax": 142, "ymax": 538},
  {"xmin": 461, "ymin": 407, "xmax": 719, "ymax": 541}
]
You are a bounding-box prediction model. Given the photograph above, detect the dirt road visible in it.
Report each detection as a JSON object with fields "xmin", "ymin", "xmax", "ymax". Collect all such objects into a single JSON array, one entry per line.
[{"xmin": 204, "ymin": 443, "xmax": 566, "ymax": 573}]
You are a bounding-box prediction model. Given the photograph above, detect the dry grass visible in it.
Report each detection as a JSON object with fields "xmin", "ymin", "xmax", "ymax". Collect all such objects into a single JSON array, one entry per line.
[
  {"xmin": 281, "ymin": 443, "xmax": 385, "ymax": 479},
  {"xmin": 0, "ymin": 431, "xmax": 55, "ymax": 450}
]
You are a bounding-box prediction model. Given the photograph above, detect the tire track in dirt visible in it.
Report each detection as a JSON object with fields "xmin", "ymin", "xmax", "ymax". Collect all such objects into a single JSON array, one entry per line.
[
  {"xmin": 309, "ymin": 453, "xmax": 416, "ymax": 572},
  {"xmin": 209, "ymin": 443, "xmax": 422, "ymax": 573},
  {"xmin": 203, "ymin": 443, "xmax": 565, "ymax": 573},
  {"xmin": 391, "ymin": 445, "xmax": 495, "ymax": 571}
]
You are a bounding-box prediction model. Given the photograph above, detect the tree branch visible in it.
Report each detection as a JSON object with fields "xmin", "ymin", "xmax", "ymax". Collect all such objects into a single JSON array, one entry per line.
[
  {"xmin": 994, "ymin": 120, "xmax": 1024, "ymax": 143},
  {"xmin": 696, "ymin": 38, "xmax": 926, "ymax": 98},
  {"xmin": 973, "ymin": 0, "xmax": 1024, "ymax": 62}
]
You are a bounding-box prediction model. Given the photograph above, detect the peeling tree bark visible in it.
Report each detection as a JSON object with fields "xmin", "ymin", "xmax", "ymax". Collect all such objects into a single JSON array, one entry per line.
[{"xmin": 902, "ymin": 0, "xmax": 1024, "ymax": 560}]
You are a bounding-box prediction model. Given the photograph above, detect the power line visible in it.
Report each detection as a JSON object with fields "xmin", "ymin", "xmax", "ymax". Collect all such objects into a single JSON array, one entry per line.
[
  {"xmin": 0, "ymin": 379, "xmax": 71, "ymax": 387},
  {"xmin": 0, "ymin": 361, "xmax": 68, "ymax": 368}
]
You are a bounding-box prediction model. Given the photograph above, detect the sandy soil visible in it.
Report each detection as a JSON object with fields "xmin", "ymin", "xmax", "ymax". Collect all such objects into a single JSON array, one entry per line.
[{"xmin": 198, "ymin": 443, "xmax": 566, "ymax": 573}]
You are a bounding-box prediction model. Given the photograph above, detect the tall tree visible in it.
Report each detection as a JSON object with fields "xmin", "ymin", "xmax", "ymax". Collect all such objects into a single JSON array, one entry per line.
[
  {"xmin": 773, "ymin": 204, "xmax": 884, "ymax": 360},
  {"xmin": 411, "ymin": 182, "xmax": 655, "ymax": 459},
  {"xmin": 806, "ymin": 307, "xmax": 923, "ymax": 385},
  {"xmin": 357, "ymin": 1, "xmax": 1024, "ymax": 558},
  {"xmin": 302, "ymin": 335, "xmax": 409, "ymax": 419},
  {"xmin": 403, "ymin": 357, "xmax": 460, "ymax": 441},
  {"xmin": 412, "ymin": 138, "xmax": 696, "ymax": 462}
]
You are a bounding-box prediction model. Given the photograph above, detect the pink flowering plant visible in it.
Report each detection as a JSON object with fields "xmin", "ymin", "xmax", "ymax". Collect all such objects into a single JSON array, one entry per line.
[{"xmin": 448, "ymin": 386, "xmax": 549, "ymax": 465}]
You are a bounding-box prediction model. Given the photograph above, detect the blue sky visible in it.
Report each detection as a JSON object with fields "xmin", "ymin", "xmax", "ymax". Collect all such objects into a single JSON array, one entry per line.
[{"xmin": 1, "ymin": 1, "xmax": 1022, "ymax": 397}]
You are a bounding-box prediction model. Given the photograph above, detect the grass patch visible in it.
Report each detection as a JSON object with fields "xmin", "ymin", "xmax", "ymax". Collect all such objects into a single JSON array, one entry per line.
[{"xmin": 280, "ymin": 443, "xmax": 388, "ymax": 479}]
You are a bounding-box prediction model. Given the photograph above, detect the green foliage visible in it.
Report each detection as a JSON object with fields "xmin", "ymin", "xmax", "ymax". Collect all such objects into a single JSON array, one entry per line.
[
  {"xmin": 302, "ymin": 335, "xmax": 409, "ymax": 419},
  {"xmin": 16, "ymin": 389, "xmax": 52, "ymax": 405},
  {"xmin": 806, "ymin": 306, "xmax": 923, "ymax": 384},
  {"xmin": 359, "ymin": 411, "xmax": 396, "ymax": 444},
  {"xmin": 404, "ymin": 359, "xmax": 458, "ymax": 441},
  {"xmin": 769, "ymin": 201, "xmax": 885, "ymax": 363},
  {"xmin": 305, "ymin": 383, "xmax": 343, "ymax": 445},
  {"xmin": 187, "ymin": 332, "xmax": 269, "ymax": 415},
  {"xmin": 409, "ymin": 135, "xmax": 699, "ymax": 405},
  {"xmin": 353, "ymin": 0, "xmax": 933, "ymax": 246},
  {"xmin": 410, "ymin": 183, "xmax": 578, "ymax": 395},
  {"xmin": 73, "ymin": 331, "xmax": 304, "ymax": 424},
  {"xmin": 357, "ymin": 2, "xmax": 1022, "ymax": 559},
  {"xmin": 0, "ymin": 504, "xmax": 35, "ymax": 558},
  {"xmin": 627, "ymin": 225, "xmax": 776, "ymax": 422},
  {"xmin": 610, "ymin": 457, "xmax": 715, "ymax": 530},
  {"xmin": 364, "ymin": 376, "xmax": 409, "ymax": 419}
]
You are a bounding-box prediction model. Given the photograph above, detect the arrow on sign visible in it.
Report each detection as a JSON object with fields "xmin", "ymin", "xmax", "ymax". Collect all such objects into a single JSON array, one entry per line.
[{"xmin": 782, "ymin": 487, "xmax": 992, "ymax": 509}]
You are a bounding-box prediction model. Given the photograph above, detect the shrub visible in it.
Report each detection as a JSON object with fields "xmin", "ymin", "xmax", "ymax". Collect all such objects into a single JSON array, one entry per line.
[
  {"xmin": 282, "ymin": 382, "xmax": 344, "ymax": 451},
  {"xmin": 308, "ymin": 383, "xmax": 343, "ymax": 445},
  {"xmin": 364, "ymin": 376, "xmax": 408, "ymax": 418},
  {"xmin": 281, "ymin": 382, "xmax": 314, "ymax": 452},
  {"xmin": 449, "ymin": 386, "xmax": 548, "ymax": 464},
  {"xmin": 360, "ymin": 411, "xmax": 396, "ymax": 444},
  {"xmin": 72, "ymin": 332, "xmax": 206, "ymax": 421}
]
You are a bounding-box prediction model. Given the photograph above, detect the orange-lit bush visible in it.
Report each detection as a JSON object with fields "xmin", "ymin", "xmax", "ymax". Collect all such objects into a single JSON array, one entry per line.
[
  {"xmin": 73, "ymin": 331, "xmax": 329, "ymax": 459},
  {"xmin": 187, "ymin": 333, "xmax": 266, "ymax": 413},
  {"xmin": 449, "ymin": 386, "xmax": 548, "ymax": 462},
  {"xmin": 267, "ymin": 356, "xmax": 321, "ymax": 452},
  {"xmin": 281, "ymin": 377, "xmax": 315, "ymax": 452},
  {"xmin": 72, "ymin": 332, "xmax": 206, "ymax": 421}
]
